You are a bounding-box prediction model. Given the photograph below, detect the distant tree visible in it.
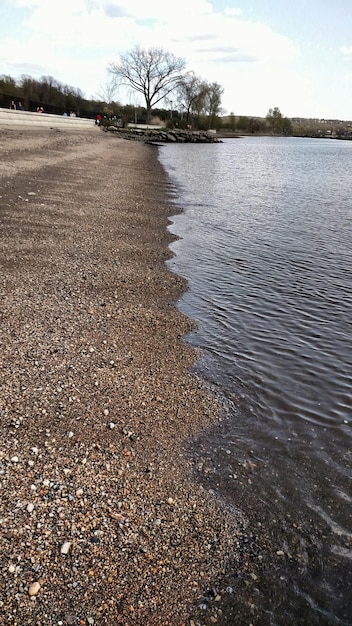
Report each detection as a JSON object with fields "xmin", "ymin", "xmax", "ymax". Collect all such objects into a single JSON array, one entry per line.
[
  {"xmin": 229, "ymin": 111, "xmax": 236, "ymax": 131},
  {"xmin": 248, "ymin": 117, "xmax": 266, "ymax": 133},
  {"xmin": 108, "ymin": 46, "xmax": 186, "ymax": 124},
  {"xmin": 176, "ymin": 72, "xmax": 208, "ymax": 125},
  {"xmin": 19, "ymin": 75, "xmax": 40, "ymax": 104},
  {"xmin": 0, "ymin": 74, "xmax": 17, "ymax": 90},
  {"xmin": 192, "ymin": 83, "xmax": 209, "ymax": 127},
  {"xmin": 281, "ymin": 116, "xmax": 293, "ymax": 136},
  {"xmin": 0, "ymin": 74, "xmax": 21, "ymax": 101},
  {"xmin": 237, "ymin": 116, "xmax": 249, "ymax": 131},
  {"xmin": 266, "ymin": 107, "xmax": 293, "ymax": 135},
  {"xmin": 266, "ymin": 106, "xmax": 283, "ymax": 133},
  {"xmin": 96, "ymin": 75, "xmax": 119, "ymax": 105},
  {"xmin": 203, "ymin": 81, "xmax": 224, "ymax": 128}
]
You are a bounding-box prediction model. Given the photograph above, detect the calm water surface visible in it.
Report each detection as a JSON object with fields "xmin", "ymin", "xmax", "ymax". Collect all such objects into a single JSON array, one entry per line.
[{"xmin": 159, "ymin": 137, "xmax": 352, "ymax": 625}]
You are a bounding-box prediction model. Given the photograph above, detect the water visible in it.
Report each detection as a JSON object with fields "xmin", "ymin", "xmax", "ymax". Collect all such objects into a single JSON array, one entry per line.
[{"xmin": 158, "ymin": 137, "xmax": 352, "ymax": 625}]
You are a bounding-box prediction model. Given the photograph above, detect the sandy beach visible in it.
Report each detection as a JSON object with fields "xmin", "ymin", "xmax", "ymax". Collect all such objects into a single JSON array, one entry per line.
[{"xmin": 0, "ymin": 126, "xmax": 247, "ymax": 625}]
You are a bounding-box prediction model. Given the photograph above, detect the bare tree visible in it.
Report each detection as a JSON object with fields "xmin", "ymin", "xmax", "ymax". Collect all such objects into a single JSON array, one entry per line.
[
  {"xmin": 176, "ymin": 72, "xmax": 208, "ymax": 125},
  {"xmin": 203, "ymin": 81, "xmax": 224, "ymax": 128},
  {"xmin": 96, "ymin": 75, "xmax": 119, "ymax": 104},
  {"xmin": 108, "ymin": 46, "xmax": 186, "ymax": 124}
]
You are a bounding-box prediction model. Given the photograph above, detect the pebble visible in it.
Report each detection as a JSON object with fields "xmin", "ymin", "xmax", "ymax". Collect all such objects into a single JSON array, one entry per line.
[
  {"xmin": 0, "ymin": 131, "xmax": 251, "ymax": 626},
  {"xmin": 10, "ymin": 456, "xmax": 19, "ymax": 463},
  {"xmin": 28, "ymin": 581, "xmax": 40, "ymax": 596},
  {"xmin": 60, "ymin": 541, "xmax": 71, "ymax": 555},
  {"xmin": 27, "ymin": 502, "xmax": 34, "ymax": 513},
  {"xmin": 109, "ymin": 422, "xmax": 116, "ymax": 429}
]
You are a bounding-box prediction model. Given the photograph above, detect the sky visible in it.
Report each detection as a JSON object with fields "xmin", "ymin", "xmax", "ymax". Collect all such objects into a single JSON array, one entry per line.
[{"xmin": 0, "ymin": 0, "xmax": 352, "ymax": 120}]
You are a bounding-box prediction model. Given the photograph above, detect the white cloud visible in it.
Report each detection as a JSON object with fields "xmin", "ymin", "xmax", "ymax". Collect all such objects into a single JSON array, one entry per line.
[
  {"xmin": 340, "ymin": 45, "xmax": 352, "ymax": 61},
  {"xmin": 0, "ymin": 0, "xmax": 299, "ymax": 105},
  {"xmin": 224, "ymin": 7, "xmax": 243, "ymax": 17},
  {"xmin": 219, "ymin": 66, "xmax": 312, "ymax": 117},
  {"xmin": 12, "ymin": 0, "xmax": 298, "ymax": 64},
  {"xmin": 101, "ymin": 0, "xmax": 213, "ymax": 20}
]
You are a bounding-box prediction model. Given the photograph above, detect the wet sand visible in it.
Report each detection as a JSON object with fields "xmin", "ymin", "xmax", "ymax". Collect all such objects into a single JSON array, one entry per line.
[{"xmin": 0, "ymin": 127, "xmax": 245, "ymax": 625}]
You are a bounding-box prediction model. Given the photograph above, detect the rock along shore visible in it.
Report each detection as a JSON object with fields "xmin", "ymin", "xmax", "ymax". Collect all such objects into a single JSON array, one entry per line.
[
  {"xmin": 103, "ymin": 125, "xmax": 222, "ymax": 144},
  {"xmin": 0, "ymin": 127, "xmax": 249, "ymax": 625}
]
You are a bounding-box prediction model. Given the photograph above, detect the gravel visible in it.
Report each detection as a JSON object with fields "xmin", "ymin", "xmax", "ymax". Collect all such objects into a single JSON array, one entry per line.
[{"xmin": 0, "ymin": 126, "xmax": 245, "ymax": 625}]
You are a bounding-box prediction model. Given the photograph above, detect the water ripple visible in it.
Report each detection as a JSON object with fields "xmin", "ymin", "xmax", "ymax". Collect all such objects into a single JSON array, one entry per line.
[{"xmin": 160, "ymin": 137, "xmax": 352, "ymax": 623}]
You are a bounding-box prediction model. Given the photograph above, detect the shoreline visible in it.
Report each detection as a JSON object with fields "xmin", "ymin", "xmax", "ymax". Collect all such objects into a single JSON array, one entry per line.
[{"xmin": 0, "ymin": 127, "xmax": 245, "ymax": 624}]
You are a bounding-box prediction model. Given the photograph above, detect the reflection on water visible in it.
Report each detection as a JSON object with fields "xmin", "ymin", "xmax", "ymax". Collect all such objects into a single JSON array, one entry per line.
[{"xmin": 159, "ymin": 137, "xmax": 352, "ymax": 624}]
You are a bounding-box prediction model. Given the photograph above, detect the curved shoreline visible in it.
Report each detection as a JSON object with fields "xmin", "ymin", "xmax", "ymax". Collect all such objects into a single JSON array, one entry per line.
[{"xmin": 0, "ymin": 127, "xmax": 245, "ymax": 624}]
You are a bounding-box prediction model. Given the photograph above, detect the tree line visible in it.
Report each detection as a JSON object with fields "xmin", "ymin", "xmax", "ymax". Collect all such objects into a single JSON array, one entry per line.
[
  {"xmin": 0, "ymin": 74, "xmax": 99, "ymax": 117},
  {"xmin": 0, "ymin": 46, "xmax": 225, "ymax": 129},
  {"xmin": 0, "ymin": 46, "xmax": 296, "ymax": 135}
]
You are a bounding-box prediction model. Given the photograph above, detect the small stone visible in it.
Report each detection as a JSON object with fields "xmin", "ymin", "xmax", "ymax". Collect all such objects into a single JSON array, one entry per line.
[
  {"xmin": 11, "ymin": 456, "xmax": 19, "ymax": 463},
  {"xmin": 27, "ymin": 502, "xmax": 34, "ymax": 513},
  {"xmin": 167, "ymin": 497, "xmax": 174, "ymax": 505},
  {"xmin": 68, "ymin": 431, "xmax": 74, "ymax": 439},
  {"xmin": 60, "ymin": 541, "xmax": 71, "ymax": 555},
  {"xmin": 8, "ymin": 564, "xmax": 16, "ymax": 574},
  {"xmin": 276, "ymin": 550, "xmax": 285, "ymax": 556},
  {"xmin": 109, "ymin": 422, "xmax": 115, "ymax": 429},
  {"xmin": 28, "ymin": 581, "xmax": 40, "ymax": 596},
  {"xmin": 103, "ymin": 408, "xmax": 109, "ymax": 416}
]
